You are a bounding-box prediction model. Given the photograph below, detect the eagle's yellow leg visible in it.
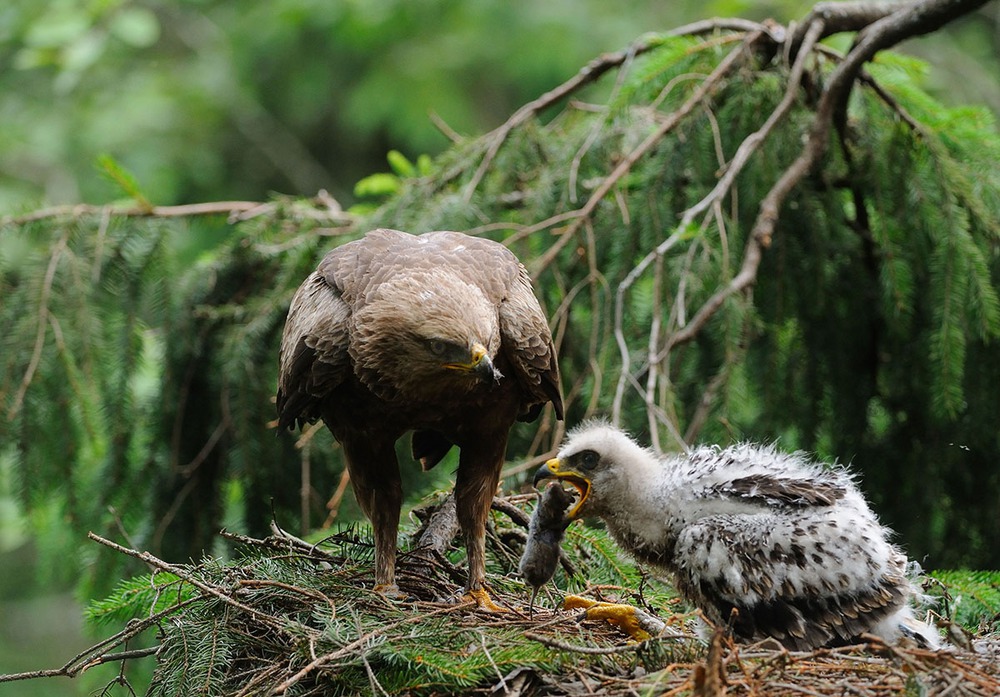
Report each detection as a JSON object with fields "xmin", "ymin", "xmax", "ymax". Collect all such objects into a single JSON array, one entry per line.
[
  {"xmin": 564, "ymin": 594, "xmax": 652, "ymax": 641},
  {"xmin": 463, "ymin": 587, "xmax": 508, "ymax": 613}
]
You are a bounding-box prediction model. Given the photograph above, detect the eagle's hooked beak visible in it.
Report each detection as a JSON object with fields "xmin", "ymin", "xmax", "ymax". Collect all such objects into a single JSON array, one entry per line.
[
  {"xmin": 446, "ymin": 342, "xmax": 503, "ymax": 383},
  {"xmin": 533, "ymin": 458, "xmax": 591, "ymax": 520}
]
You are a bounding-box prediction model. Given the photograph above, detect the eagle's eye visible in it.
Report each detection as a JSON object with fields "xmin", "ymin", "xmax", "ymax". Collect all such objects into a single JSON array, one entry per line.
[
  {"xmin": 577, "ymin": 449, "xmax": 600, "ymax": 469},
  {"xmin": 428, "ymin": 340, "xmax": 447, "ymax": 356}
]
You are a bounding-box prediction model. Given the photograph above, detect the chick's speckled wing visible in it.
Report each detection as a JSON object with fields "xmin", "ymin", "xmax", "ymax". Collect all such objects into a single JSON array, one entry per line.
[
  {"xmin": 707, "ymin": 474, "xmax": 847, "ymax": 507},
  {"xmin": 673, "ymin": 510, "xmax": 909, "ymax": 650}
]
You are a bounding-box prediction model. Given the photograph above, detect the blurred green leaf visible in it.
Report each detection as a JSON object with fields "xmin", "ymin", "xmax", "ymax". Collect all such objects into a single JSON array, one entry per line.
[
  {"xmin": 386, "ymin": 149, "xmax": 415, "ymax": 178},
  {"xmin": 96, "ymin": 153, "xmax": 152, "ymax": 210},
  {"xmin": 23, "ymin": 8, "xmax": 90, "ymax": 48},
  {"xmin": 109, "ymin": 7, "xmax": 160, "ymax": 48},
  {"xmin": 353, "ymin": 171, "xmax": 401, "ymax": 198}
]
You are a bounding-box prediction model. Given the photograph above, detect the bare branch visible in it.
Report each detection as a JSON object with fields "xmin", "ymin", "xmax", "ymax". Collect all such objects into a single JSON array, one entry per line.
[
  {"xmin": 6, "ymin": 232, "xmax": 68, "ymax": 421},
  {"xmin": 753, "ymin": 0, "xmax": 992, "ymax": 247},
  {"xmin": 87, "ymin": 532, "xmax": 293, "ymax": 633},
  {"xmin": 789, "ymin": 2, "xmax": 912, "ymax": 49},
  {"xmin": 531, "ymin": 33, "xmax": 761, "ymax": 279},
  {"xmin": 1, "ymin": 198, "xmax": 352, "ymax": 227},
  {"xmin": 463, "ymin": 20, "xmax": 778, "ymax": 203},
  {"xmin": 676, "ymin": 18, "xmax": 828, "ymax": 235}
]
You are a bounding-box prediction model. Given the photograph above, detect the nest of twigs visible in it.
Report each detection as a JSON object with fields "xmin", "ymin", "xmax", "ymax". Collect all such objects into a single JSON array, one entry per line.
[{"xmin": 4, "ymin": 493, "xmax": 995, "ymax": 696}]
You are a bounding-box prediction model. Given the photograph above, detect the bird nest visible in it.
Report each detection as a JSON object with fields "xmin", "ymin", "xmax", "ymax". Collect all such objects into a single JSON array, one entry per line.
[{"xmin": 6, "ymin": 493, "xmax": 997, "ymax": 696}]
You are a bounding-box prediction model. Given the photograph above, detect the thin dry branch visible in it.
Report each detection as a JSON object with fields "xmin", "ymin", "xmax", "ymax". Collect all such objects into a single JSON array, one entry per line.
[
  {"xmin": 789, "ymin": 2, "xmax": 912, "ymax": 50},
  {"xmin": 87, "ymin": 532, "xmax": 294, "ymax": 633},
  {"xmin": 462, "ymin": 19, "xmax": 776, "ymax": 203},
  {"xmin": 676, "ymin": 18, "xmax": 827, "ymax": 234},
  {"xmin": 3, "ymin": 201, "xmax": 266, "ymax": 225},
  {"xmin": 652, "ymin": 19, "xmax": 826, "ymax": 365},
  {"xmin": 0, "ymin": 647, "xmax": 160, "ymax": 685},
  {"xmin": 0, "ymin": 594, "xmax": 197, "ymax": 685},
  {"xmin": 524, "ymin": 632, "xmax": 655, "ymax": 655},
  {"xmin": 1, "ymin": 196, "xmax": 352, "ymax": 227},
  {"xmin": 533, "ymin": 32, "xmax": 762, "ymax": 282},
  {"xmin": 752, "ymin": 0, "xmax": 992, "ymax": 247},
  {"xmin": 6, "ymin": 231, "xmax": 68, "ymax": 421},
  {"xmin": 272, "ymin": 601, "xmax": 473, "ymax": 695}
]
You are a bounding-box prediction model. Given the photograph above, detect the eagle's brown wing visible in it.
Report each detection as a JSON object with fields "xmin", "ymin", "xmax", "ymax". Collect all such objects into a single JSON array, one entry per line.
[
  {"xmin": 276, "ymin": 270, "xmax": 352, "ymax": 431},
  {"xmin": 276, "ymin": 230, "xmax": 409, "ymax": 430},
  {"xmin": 499, "ymin": 263, "xmax": 563, "ymax": 421}
]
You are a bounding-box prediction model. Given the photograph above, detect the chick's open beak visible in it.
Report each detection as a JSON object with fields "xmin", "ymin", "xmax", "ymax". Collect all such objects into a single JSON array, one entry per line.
[{"xmin": 533, "ymin": 458, "xmax": 591, "ymax": 519}]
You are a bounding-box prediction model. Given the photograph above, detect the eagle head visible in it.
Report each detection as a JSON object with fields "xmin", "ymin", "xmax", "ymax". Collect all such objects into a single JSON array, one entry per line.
[
  {"xmin": 351, "ymin": 272, "xmax": 503, "ymax": 397},
  {"xmin": 533, "ymin": 420, "xmax": 655, "ymax": 520}
]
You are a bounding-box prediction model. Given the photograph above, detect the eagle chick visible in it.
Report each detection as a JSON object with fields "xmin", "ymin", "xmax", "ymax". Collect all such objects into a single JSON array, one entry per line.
[{"xmin": 535, "ymin": 421, "xmax": 938, "ymax": 650}]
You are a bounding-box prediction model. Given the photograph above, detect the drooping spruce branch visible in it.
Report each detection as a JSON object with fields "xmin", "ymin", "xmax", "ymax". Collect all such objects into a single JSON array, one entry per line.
[
  {"xmin": 753, "ymin": 0, "xmax": 994, "ymax": 248},
  {"xmin": 362, "ymin": 0, "xmax": 999, "ymax": 567}
]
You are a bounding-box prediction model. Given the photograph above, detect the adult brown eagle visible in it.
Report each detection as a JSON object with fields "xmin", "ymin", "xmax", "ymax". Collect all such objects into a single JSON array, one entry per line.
[{"xmin": 277, "ymin": 228, "xmax": 563, "ymax": 608}]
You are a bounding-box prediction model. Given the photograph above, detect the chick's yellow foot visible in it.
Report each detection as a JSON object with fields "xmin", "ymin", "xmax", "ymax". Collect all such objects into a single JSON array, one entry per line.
[
  {"xmin": 564, "ymin": 594, "xmax": 652, "ymax": 641},
  {"xmin": 463, "ymin": 587, "xmax": 508, "ymax": 613}
]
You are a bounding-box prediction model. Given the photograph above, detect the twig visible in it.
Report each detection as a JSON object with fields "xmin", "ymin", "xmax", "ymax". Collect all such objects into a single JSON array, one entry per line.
[
  {"xmin": 683, "ymin": 361, "xmax": 734, "ymax": 445},
  {"xmin": 645, "ymin": 250, "xmax": 665, "ymax": 451},
  {"xmin": 0, "ymin": 594, "xmax": 196, "ymax": 685},
  {"xmin": 428, "ymin": 110, "xmax": 464, "ymax": 144},
  {"xmin": 0, "ymin": 647, "xmax": 159, "ymax": 685},
  {"xmin": 530, "ymin": 33, "xmax": 757, "ymax": 279},
  {"xmin": 752, "ymin": 0, "xmax": 992, "ymax": 248},
  {"xmin": 6, "ymin": 231, "xmax": 69, "ymax": 421},
  {"xmin": 2, "ymin": 201, "xmax": 267, "ymax": 226},
  {"xmin": 631, "ymin": 19, "xmax": 827, "ymax": 379},
  {"xmin": 675, "ymin": 18, "xmax": 827, "ymax": 236},
  {"xmin": 789, "ymin": 1, "xmax": 912, "ymax": 51},
  {"xmin": 1, "ymin": 197, "xmax": 353, "ymax": 227},
  {"xmin": 611, "ymin": 36, "xmax": 765, "ymax": 426},
  {"xmin": 463, "ymin": 19, "xmax": 776, "ymax": 203},
  {"xmin": 87, "ymin": 532, "xmax": 292, "ymax": 633},
  {"xmin": 321, "ymin": 467, "xmax": 353, "ymax": 529},
  {"xmin": 236, "ymin": 579, "xmax": 338, "ymax": 617},
  {"xmin": 273, "ymin": 601, "xmax": 473, "ymax": 694},
  {"xmin": 524, "ymin": 632, "xmax": 654, "ymax": 655}
]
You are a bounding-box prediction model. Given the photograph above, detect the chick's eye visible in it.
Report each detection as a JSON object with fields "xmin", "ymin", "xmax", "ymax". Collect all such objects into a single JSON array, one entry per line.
[{"xmin": 579, "ymin": 450, "xmax": 599, "ymax": 468}]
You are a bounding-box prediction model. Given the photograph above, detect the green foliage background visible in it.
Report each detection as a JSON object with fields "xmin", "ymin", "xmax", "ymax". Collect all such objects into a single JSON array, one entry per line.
[
  {"xmin": 2, "ymin": 1, "xmax": 998, "ymax": 210},
  {"xmin": 1, "ymin": 4, "xmax": 1000, "ymax": 693}
]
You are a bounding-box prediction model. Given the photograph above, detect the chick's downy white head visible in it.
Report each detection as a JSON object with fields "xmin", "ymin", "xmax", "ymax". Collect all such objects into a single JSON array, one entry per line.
[{"xmin": 535, "ymin": 420, "xmax": 662, "ymax": 519}]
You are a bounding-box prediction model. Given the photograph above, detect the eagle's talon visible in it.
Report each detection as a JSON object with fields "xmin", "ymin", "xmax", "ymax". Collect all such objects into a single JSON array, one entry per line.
[{"xmin": 464, "ymin": 587, "xmax": 508, "ymax": 613}]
